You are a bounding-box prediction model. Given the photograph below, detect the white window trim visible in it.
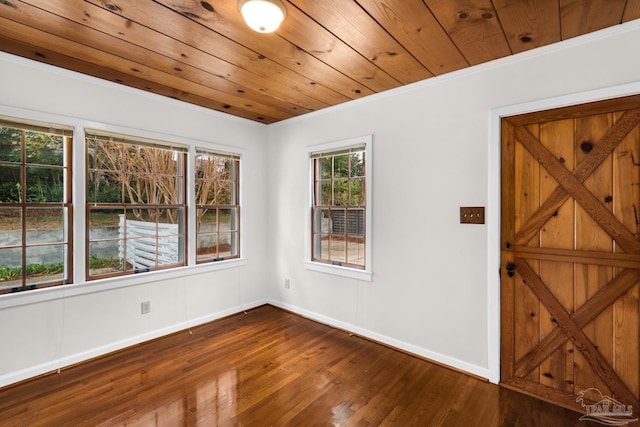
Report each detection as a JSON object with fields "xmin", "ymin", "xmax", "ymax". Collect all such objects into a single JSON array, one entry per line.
[
  {"xmin": 0, "ymin": 105, "xmax": 247, "ymax": 309},
  {"xmin": 304, "ymin": 135, "xmax": 373, "ymax": 282},
  {"xmin": 193, "ymin": 147, "xmax": 243, "ymax": 264}
]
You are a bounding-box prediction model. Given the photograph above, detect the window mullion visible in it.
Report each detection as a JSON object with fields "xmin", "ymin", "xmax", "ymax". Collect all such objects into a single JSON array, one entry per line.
[{"xmin": 20, "ymin": 130, "xmax": 27, "ymax": 289}]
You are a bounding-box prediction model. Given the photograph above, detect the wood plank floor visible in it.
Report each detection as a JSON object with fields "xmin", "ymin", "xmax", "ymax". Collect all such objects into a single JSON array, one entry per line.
[{"xmin": 0, "ymin": 304, "xmax": 597, "ymax": 426}]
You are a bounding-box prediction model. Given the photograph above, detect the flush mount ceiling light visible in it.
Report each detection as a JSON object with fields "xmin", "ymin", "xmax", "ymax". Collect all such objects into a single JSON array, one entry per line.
[{"xmin": 238, "ymin": 0, "xmax": 286, "ymax": 33}]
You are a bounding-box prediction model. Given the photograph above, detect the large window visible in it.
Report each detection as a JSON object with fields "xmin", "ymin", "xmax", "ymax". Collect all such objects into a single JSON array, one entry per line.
[
  {"xmin": 195, "ymin": 149, "xmax": 240, "ymax": 263},
  {"xmin": 0, "ymin": 119, "xmax": 73, "ymax": 294},
  {"xmin": 86, "ymin": 131, "xmax": 187, "ymax": 279},
  {"xmin": 0, "ymin": 111, "xmax": 245, "ymax": 296},
  {"xmin": 307, "ymin": 136, "xmax": 372, "ymax": 280}
]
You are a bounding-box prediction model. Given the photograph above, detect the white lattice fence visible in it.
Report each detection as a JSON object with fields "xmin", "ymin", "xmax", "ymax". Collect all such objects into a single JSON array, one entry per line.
[{"xmin": 119, "ymin": 215, "xmax": 179, "ymax": 270}]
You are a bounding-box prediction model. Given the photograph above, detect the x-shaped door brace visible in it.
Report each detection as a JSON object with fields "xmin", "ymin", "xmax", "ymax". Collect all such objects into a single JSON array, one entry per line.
[
  {"xmin": 508, "ymin": 108, "xmax": 640, "ymax": 406},
  {"xmin": 514, "ymin": 260, "xmax": 639, "ymax": 407},
  {"xmin": 515, "ymin": 267, "xmax": 640, "ymax": 378},
  {"xmin": 513, "ymin": 108, "xmax": 640, "ymax": 252}
]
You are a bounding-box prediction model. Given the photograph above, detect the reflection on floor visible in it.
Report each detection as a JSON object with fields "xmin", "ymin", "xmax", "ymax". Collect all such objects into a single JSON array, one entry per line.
[{"xmin": 0, "ymin": 305, "xmax": 596, "ymax": 426}]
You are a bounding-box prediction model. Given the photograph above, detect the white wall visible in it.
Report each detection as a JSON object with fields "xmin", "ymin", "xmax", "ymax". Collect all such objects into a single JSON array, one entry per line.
[
  {"xmin": 266, "ymin": 21, "xmax": 640, "ymax": 378},
  {"xmin": 0, "ymin": 53, "xmax": 269, "ymax": 387}
]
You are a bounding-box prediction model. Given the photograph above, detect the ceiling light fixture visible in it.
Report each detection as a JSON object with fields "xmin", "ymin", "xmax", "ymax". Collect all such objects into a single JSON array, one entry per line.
[{"xmin": 238, "ymin": 0, "xmax": 286, "ymax": 33}]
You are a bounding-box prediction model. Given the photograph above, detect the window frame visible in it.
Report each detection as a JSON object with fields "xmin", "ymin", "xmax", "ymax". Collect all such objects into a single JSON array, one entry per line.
[
  {"xmin": 85, "ymin": 129, "xmax": 189, "ymax": 280},
  {"xmin": 305, "ymin": 135, "xmax": 373, "ymax": 281},
  {"xmin": 0, "ymin": 117, "xmax": 74, "ymax": 294},
  {"xmin": 0, "ymin": 107, "xmax": 249, "ymax": 306},
  {"xmin": 194, "ymin": 148, "xmax": 241, "ymax": 264}
]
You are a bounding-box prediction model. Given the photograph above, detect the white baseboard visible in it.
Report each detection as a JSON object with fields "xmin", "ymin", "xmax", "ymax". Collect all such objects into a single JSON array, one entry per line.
[
  {"xmin": 0, "ymin": 298, "xmax": 269, "ymax": 389},
  {"xmin": 1, "ymin": 298, "xmax": 489, "ymax": 388},
  {"xmin": 268, "ymin": 299, "xmax": 490, "ymax": 380}
]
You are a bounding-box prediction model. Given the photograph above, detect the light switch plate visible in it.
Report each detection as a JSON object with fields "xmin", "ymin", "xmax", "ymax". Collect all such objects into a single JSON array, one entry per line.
[{"xmin": 460, "ymin": 207, "xmax": 485, "ymax": 224}]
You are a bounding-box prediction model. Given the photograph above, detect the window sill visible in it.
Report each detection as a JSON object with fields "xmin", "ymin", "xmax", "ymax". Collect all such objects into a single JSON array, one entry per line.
[
  {"xmin": 0, "ymin": 258, "xmax": 248, "ymax": 309},
  {"xmin": 304, "ymin": 261, "xmax": 373, "ymax": 282}
]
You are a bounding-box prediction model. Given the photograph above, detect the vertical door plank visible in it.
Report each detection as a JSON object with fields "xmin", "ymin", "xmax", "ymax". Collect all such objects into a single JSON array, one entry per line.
[
  {"xmin": 613, "ymin": 111, "xmax": 640, "ymax": 400},
  {"xmin": 573, "ymin": 113, "xmax": 615, "ymax": 397},
  {"xmin": 501, "ymin": 120, "xmax": 517, "ymax": 380},
  {"xmin": 514, "ymin": 124, "xmax": 541, "ymax": 381},
  {"xmin": 514, "ymin": 264, "xmax": 541, "ymax": 382},
  {"xmin": 515, "ymin": 124, "xmax": 543, "ymax": 235},
  {"xmin": 538, "ymin": 119, "xmax": 575, "ymax": 392},
  {"xmin": 572, "ymin": 276, "xmax": 615, "ymax": 398},
  {"xmin": 613, "ymin": 111, "xmax": 640, "ymax": 243},
  {"xmin": 614, "ymin": 283, "xmax": 640, "ymax": 400}
]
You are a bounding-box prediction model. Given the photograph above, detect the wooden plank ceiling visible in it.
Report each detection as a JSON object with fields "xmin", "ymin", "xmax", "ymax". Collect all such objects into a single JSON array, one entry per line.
[{"xmin": 0, "ymin": 0, "xmax": 639, "ymax": 123}]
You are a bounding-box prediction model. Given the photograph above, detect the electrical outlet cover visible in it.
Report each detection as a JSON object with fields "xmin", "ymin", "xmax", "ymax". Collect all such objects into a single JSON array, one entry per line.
[{"xmin": 141, "ymin": 301, "xmax": 151, "ymax": 314}]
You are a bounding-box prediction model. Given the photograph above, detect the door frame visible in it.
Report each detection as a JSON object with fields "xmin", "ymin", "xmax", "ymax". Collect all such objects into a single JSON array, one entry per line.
[{"xmin": 487, "ymin": 81, "xmax": 640, "ymax": 384}]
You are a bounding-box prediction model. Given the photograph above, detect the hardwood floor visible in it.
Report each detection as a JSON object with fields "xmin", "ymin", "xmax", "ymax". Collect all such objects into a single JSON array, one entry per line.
[{"xmin": 0, "ymin": 305, "xmax": 599, "ymax": 426}]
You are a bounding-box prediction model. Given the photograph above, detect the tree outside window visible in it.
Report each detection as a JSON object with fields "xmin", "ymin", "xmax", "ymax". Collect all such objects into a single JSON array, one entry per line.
[
  {"xmin": 195, "ymin": 149, "xmax": 240, "ymax": 263},
  {"xmin": 0, "ymin": 120, "xmax": 72, "ymax": 294},
  {"xmin": 86, "ymin": 132, "xmax": 186, "ymax": 279}
]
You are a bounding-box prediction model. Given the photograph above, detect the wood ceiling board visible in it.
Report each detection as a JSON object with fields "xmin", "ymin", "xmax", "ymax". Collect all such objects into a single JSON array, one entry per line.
[
  {"xmin": 275, "ymin": 4, "xmax": 402, "ymax": 94},
  {"xmin": 78, "ymin": 0, "xmax": 338, "ymax": 110},
  {"xmin": 424, "ymin": 0, "xmax": 512, "ymax": 65},
  {"xmin": 0, "ymin": 35, "xmax": 279, "ymax": 123},
  {"xmin": 157, "ymin": 0, "xmax": 376, "ymax": 101},
  {"xmin": 560, "ymin": 0, "xmax": 627, "ymax": 39},
  {"xmin": 355, "ymin": 0, "xmax": 469, "ymax": 75},
  {"xmin": 21, "ymin": 0, "xmax": 321, "ymax": 116},
  {"xmin": 622, "ymin": 1, "xmax": 640, "ymax": 21},
  {"xmin": 493, "ymin": 0, "xmax": 561, "ymax": 54},
  {"xmin": 0, "ymin": 0, "xmax": 637, "ymax": 123},
  {"xmin": 276, "ymin": 0, "xmax": 404, "ymax": 93},
  {"xmin": 287, "ymin": 0, "xmax": 432, "ymax": 85},
  {"xmin": 8, "ymin": 0, "xmax": 311, "ymax": 119},
  {"xmin": 0, "ymin": 17, "xmax": 290, "ymax": 122}
]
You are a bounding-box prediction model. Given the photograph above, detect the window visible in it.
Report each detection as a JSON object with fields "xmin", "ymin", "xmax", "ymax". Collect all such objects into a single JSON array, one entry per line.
[
  {"xmin": 0, "ymin": 118, "xmax": 73, "ymax": 294},
  {"xmin": 307, "ymin": 135, "xmax": 372, "ymax": 281},
  {"xmin": 195, "ymin": 149, "xmax": 240, "ymax": 263},
  {"xmin": 86, "ymin": 131, "xmax": 187, "ymax": 279}
]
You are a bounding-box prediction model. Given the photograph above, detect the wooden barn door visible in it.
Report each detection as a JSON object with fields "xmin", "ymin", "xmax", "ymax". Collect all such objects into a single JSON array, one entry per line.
[{"xmin": 500, "ymin": 95, "xmax": 640, "ymax": 412}]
